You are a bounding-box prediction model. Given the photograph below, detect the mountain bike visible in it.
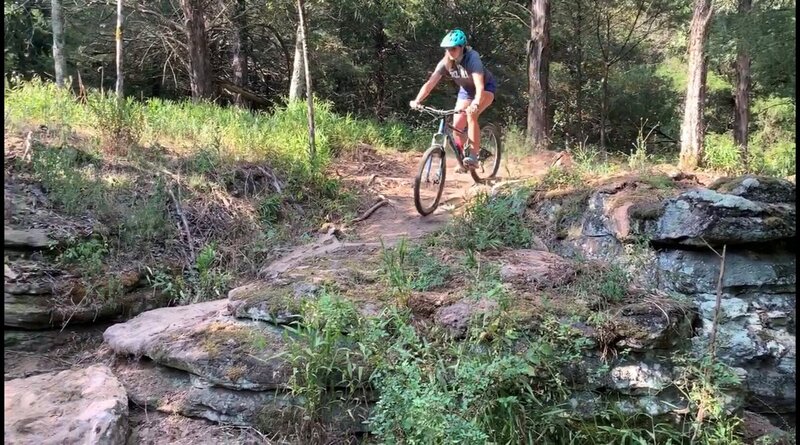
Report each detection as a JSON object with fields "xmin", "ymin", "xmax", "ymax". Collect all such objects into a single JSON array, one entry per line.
[{"xmin": 412, "ymin": 106, "xmax": 502, "ymax": 216}]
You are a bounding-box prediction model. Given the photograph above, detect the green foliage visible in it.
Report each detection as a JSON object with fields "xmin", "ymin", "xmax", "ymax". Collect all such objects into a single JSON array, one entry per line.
[
  {"xmin": 539, "ymin": 166, "xmax": 584, "ymax": 189},
  {"xmin": 119, "ymin": 181, "xmax": 173, "ymax": 246},
  {"xmin": 282, "ymin": 291, "xmax": 368, "ymax": 413},
  {"xmin": 86, "ymin": 94, "xmax": 145, "ymax": 149},
  {"xmin": 276, "ymin": 245, "xmax": 749, "ymax": 444},
  {"xmin": 444, "ymin": 189, "xmax": 532, "ymax": 251},
  {"xmin": 703, "ymin": 133, "xmax": 742, "ymax": 174},
  {"xmin": 257, "ymin": 194, "xmax": 282, "ymax": 225},
  {"xmin": 147, "ymin": 244, "xmax": 232, "ymax": 306},
  {"xmin": 380, "ymin": 239, "xmax": 452, "ymax": 294},
  {"xmin": 58, "ymin": 238, "xmax": 109, "ymax": 276},
  {"xmin": 31, "ymin": 145, "xmax": 106, "ymax": 215},
  {"xmin": 567, "ymin": 261, "xmax": 630, "ymax": 306}
]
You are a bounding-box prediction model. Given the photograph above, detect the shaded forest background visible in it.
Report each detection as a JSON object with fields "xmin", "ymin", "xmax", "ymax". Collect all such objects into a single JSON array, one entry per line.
[{"xmin": 4, "ymin": 0, "xmax": 796, "ymax": 174}]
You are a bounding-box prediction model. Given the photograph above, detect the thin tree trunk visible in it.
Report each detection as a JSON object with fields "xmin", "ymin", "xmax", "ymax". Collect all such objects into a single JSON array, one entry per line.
[
  {"xmin": 115, "ymin": 0, "xmax": 124, "ymax": 104},
  {"xmin": 599, "ymin": 62, "xmax": 610, "ymax": 152},
  {"xmin": 297, "ymin": 0, "xmax": 315, "ymax": 160},
  {"xmin": 50, "ymin": 0, "xmax": 66, "ymax": 88},
  {"xmin": 733, "ymin": 0, "xmax": 751, "ymax": 169},
  {"xmin": 679, "ymin": 0, "xmax": 714, "ymax": 171},
  {"xmin": 231, "ymin": 0, "xmax": 249, "ymax": 107},
  {"xmin": 574, "ymin": 2, "xmax": 585, "ymax": 142},
  {"xmin": 180, "ymin": 0, "xmax": 214, "ymax": 100},
  {"xmin": 527, "ymin": 0, "xmax": 551, "ymax": 150},
  {"xmin": 373, "ymin": 18, "xmax": 387, "ymax": 121},
  {"xmin": 289, "ymin": 24, "xmax": 305, "ymax": 101}
]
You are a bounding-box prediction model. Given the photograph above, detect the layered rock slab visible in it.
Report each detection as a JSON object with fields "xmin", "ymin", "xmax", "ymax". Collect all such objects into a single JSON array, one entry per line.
[{"xmin": 4, "ymin": 364, "xmax": 129, "ymax": 445}]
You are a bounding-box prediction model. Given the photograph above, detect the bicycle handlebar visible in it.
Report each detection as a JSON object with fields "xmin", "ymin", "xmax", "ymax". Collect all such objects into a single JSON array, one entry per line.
[{"xmin": 413, "ymin": 106, "xmax": 464, "ymax": 117}]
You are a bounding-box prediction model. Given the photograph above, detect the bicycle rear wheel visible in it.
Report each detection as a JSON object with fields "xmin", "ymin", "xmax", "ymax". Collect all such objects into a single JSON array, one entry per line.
[
  {"xmin": 413, "ymin": 145, "xmax": 447, "ymax": 216},
  {"xmin": 469, "ymin": 123, "xmax": 502, "ymax": 183}
]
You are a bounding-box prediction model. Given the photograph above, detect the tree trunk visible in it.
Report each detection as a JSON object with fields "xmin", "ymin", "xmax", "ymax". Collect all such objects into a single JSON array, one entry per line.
[
  {"xmin": 574, "ymin": 2, "xmax": 584, "ymax": 142},
  {"xmin": 115, "ymin": 0, "xmax": 124, "ymax": 104},
  {"xmin": 297, "ymin": 0, "xmax": 315, "ymax": 160},
  {"xmin": 179, "ymin": 0, "xmax": 214, "ymax": 100},
  {"xmin": 599, "ymin": 62, "xmax": 610, "ymax": 152},
  {"xmin": 231, "ymin": 0, "xmax": 249, "ymax": 107},
  {"xmin": 373, "ymin": 19, "xmax": 387, "ymax": 121},
  {"xmin": 733, "ymin": 0, "xmax": 751, "ymax": 168},
  {"xmin": 526, "ymin": 0, "xmax": 551, "ymax": 150},
  {"xmin": 288, "ymin": 24, "xmax": 305, "ymax": 101},
  {"xmin": 679, "ymin": 0, "xmax": 714, "ymax": 171},
  {"xmin": 50, "ymin": 0, "xmax": 66, "ymax": 88}
]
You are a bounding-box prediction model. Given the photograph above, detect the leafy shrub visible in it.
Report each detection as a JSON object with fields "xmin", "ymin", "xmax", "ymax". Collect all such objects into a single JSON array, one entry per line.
[
  {"xmin": 86, "ymin": 94, "xmax": 145, "ymax": 151},
  {"xmin": 380, "ymin": 239, "xmax": 452, "ymax": 294},
  {"xmin": 444, "ymin": 188, "xmax": 532, "ymax": 251},
  {"xmin": 703, "ymin": 133, "xmax": 742, "ymax": 174}
]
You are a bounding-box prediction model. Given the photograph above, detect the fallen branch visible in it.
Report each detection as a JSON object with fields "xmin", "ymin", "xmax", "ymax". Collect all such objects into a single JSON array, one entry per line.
[
  {"xmin": 352, "ymin": 198, "xmax": 388, "ymax": 223},
  {"xmin": 167, "ymin": 186, "xmax": 196, "ymax": 264},
  {"xmin": 367, "ymin": 174, "xmax": 378, "ymax": 186}
]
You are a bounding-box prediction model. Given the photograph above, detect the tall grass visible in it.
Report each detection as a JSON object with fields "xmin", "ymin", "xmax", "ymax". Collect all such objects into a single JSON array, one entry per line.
[{"xmin": 4, "ymin": 77, "xmax": 427, "ymax": 175}]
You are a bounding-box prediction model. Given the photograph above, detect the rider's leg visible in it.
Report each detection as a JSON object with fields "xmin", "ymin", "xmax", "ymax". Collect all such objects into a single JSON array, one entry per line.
[
  {"xmin": 465, "ymin": 91, "xmax": 495, "ymax": 160},
  {"xmin": 452, "ymin": 98, "xmax": 471, "ymax": 151}
]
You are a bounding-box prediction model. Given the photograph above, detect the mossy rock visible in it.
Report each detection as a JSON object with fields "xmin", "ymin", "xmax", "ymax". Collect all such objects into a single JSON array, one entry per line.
[{"xmin": 227, "ymin": 280, "xmax": 320, "ymax": 324}]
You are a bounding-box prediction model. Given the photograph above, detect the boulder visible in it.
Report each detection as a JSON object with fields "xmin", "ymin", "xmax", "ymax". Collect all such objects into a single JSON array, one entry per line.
[
  {"xmin": 653, "ymin": 188, "xmax": 795, "ymax": 246},
  {"xmin": 499, "ymin": 250, "xmax": 577, "ymax": 290},
  {"xmin": 113, "ymin": 358, "xmax": 370, "ymax": 433},
  {"xmin": 4, "ymin": 228, "xmax": 52, "ymax": 249},
  {"xmin": 103, "ymin": 299, "xmax": 292, "ymax": 391},
  {"xmin": 433, "ymin": 298, "xmax": 499, "ymax": 339},
  {"xmin": 709, "ymin": 175, "xmax": 795, "ymax": 204},
  {"xmin": 4, "ymin": 364, "xmax": 128, "ymax": 445},
  {"xmin": 657, "ymin": 249, "xmax": 795, "ymax": 296},
  {"xmin": 613, "ymin": 296, "xmax": 698, "ymax": 351},
  {"xmin": 227, "ymin": 280, "xmax": 319, "ymax": 324}
]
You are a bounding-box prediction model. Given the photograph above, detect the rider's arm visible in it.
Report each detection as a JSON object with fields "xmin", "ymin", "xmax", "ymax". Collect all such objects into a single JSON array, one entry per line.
[{"xmin": 413, "ymin": 71, "xmax": 443, "ymax": 104}]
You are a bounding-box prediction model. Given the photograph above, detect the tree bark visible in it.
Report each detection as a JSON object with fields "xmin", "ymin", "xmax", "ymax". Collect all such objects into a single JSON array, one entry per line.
[
  {"xmin": 231, "ymin": 0, "xmax": 249, "ymax": 107},
  {"xmin": 179, "ymin": 0, "xmax": 214, "ymax": 100},
  {"xmin": 733, "ymin": 0, "xmax": 752, "ymax": 168},
  {"xmin": 288, "ymin": 23, "xmax": 305, "ymax": 101},
  {"xmin": 115, "ymin": 0, "xmax": 124, "ymax": 104},
  {"xmin": 297, "ymin": 0, "xmax": 315, "ymax": 160},
  {"xmin": 527, "ymin": 0, "xmax": 551, "ymax": 150},
  {"xmin": 574, "ymin": 1, "xmax": 585, "ymax": 142},
  {"xmin": 50, "ymin": 0, "xmax": 66, "ymax": 88},
  {"xmin": 373, "ymin": 18, "xmax": 387, "ymax": 121},
  {"xmin": 679, "ymin": 0, "xmax": 714, "ymax": 171},
  {"xmin": 600, "ymin": 62, "xmax": 610, "ymax": 152}
]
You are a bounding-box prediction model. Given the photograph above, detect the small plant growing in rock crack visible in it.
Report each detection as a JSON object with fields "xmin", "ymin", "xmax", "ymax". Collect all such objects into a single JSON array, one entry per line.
[
  {"xmin": 672, "ymin": 354, "xmax": 747, "ymax": 444},
  {"xmin": 444, "ymin": 188, "xmax": 532, "ymax": 251}
]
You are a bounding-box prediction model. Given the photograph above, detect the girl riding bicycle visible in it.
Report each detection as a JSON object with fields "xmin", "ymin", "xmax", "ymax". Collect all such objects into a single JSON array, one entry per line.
[{"xmin": 409, "ymin": 29, "xmax": 497, "ymax": 170}]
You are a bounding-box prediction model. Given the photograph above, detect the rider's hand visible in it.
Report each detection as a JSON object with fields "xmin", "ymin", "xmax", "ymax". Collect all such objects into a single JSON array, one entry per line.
[
  {"xmin": 466, "ymin": 101, "xmax": 479, "ymax": 114},
  {"xmin": 409, "ymin": 100, "xmax": 421, "ymax": 110}
]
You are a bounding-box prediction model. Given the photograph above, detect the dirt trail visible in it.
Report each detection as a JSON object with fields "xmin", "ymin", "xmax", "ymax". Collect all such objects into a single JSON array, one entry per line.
[
  {"xmin": 260, "ymin": 148, "xmax": 556, "ymax": 277},
  {"xmin": 342, "ymin": 148, "xmax": 557, "ymax": 243}
]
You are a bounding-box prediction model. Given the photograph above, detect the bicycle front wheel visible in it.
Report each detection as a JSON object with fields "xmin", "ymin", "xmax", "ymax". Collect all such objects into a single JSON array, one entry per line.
[
  {"xmin": 413, "ymin": 145, "xmax": 447, "ymax": 216},
  {"xmin": 469, "ymin": 123, "xmax": 502, "ymax": 183}
]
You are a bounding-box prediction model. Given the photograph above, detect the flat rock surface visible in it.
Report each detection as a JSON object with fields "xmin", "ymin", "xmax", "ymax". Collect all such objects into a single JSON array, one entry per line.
[
  {"xmin": 499, "ymin": 250, "xmax": 577, "ymax": 290},
  {"xmin": 103, "ymin": 299, "xmax": 292, "ymax": 390},
  {"xmin": 4, "ymin": 364, "xmax": 128, "ymax": 445},
  {"xmin": 113, "ymin": 358, "xmax": 370, "ymax": 433}
]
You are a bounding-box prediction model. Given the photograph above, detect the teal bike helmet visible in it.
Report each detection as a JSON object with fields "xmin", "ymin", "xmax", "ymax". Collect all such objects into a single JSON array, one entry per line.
[{"xmin": 440, "ymin": 29, "xmax": 467, "ymax": 48}]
